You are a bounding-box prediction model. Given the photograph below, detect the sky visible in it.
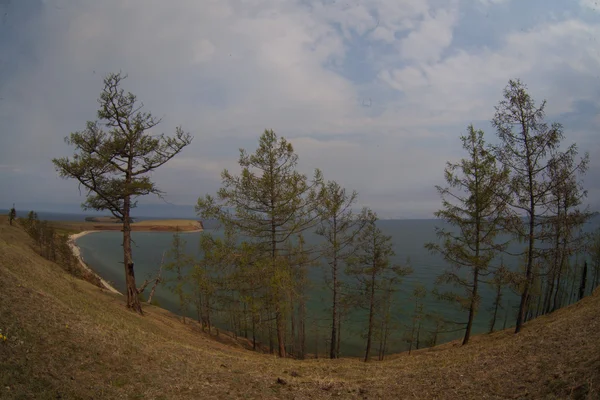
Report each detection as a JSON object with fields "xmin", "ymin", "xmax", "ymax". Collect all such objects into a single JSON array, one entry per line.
[{"xmin": 0, "ymin": 0, "xmax": 599, "ymax": 218}]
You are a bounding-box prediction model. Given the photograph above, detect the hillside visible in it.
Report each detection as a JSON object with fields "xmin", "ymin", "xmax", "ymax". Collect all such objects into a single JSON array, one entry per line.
[{"xmin": 1, "ymin": 216, "xmax": 599, "ymax": 399}]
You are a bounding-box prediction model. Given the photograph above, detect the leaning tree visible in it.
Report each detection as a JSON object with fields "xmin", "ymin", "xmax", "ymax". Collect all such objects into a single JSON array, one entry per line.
[{"xmin": 53, "ymin": 72, "xmax": 192, "ymax": 314}]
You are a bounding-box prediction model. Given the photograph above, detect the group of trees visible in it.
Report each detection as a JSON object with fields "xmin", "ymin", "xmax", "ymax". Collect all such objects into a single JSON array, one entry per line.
[
  {"xmin": 51, "ymin": 73, "xmax": 597, "ymax": 362},
  {"xmin": 17, "ymin": 211, "xmax": 100, "ymax": 283},
  {"xmin": 427, "ymin": 79, "xmax": 595, "ymax": 346},
  {"xmin": 194, "ymin": 130, "xmax": 412, "ymax": 361}
]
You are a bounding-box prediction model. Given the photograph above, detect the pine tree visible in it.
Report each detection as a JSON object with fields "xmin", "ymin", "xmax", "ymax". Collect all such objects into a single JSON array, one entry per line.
[
  {"xmin": 543, "ymin": 151, "xmax": 591, "ymax": 313},
  {"xmin": 196, "ymin": 129, "xmax": 323, "ymax": 358},
  {"xmin": 426, "ymin": 125, "xmax": 510, "ymax": 345},
  {"xmin": 346, "ymin": 210, "xmax": 412, "ymax": 362},
  {"xmin": 406, "ymin": 284, "xmax": 427, "ymax": 354},
  {"xmin": 164, "ymin": 229, "xmax": 193, "ymax": 323},
  {"xmin": 53, "ymin": 73, "xmax": 192, "ymax": 314},
  {"xmin": 491, "ymin": 79, "xmax": 585, "ymax": 333},
  {"xmin": 316, "ymin": 180, "xmax": 367, "ymax": 358},
  {"xmin": 488, "ymin": 262, "xmax": 511, "ymax": 333}
]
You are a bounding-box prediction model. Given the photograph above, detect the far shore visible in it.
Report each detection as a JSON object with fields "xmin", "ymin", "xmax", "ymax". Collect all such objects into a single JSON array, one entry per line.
[{"xmin": 51, "ymin": 219, "xmax": 204, "ymax": 234}]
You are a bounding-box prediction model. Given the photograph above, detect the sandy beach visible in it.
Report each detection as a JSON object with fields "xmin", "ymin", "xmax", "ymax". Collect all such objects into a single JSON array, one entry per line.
[{"xmin": 68, "ymin": 231, "xmax": 122, "ymax": 295}]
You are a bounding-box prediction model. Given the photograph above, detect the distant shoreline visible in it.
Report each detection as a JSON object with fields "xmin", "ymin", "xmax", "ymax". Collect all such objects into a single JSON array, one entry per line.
[{"xmin": 51, "ymin": 219, "xmax": 204, "ymax": 234}]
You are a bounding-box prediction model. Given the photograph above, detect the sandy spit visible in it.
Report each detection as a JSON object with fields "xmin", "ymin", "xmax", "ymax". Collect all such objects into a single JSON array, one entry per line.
[{"xmin": 68, "ymin": 231, "xmax": 122, "ymax": 295}]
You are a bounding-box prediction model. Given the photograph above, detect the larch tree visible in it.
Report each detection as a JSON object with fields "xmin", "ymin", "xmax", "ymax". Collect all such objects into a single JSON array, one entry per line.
[
  {"xmin": 53, "ymin": 72, "xmax": 192, "ymax": 314},
  {"xmin": 491, "ymin": 79, "xmax": 584, "ymax": 332},
  {"xmin": 543, "ymin": 150, "xmax": 590, "ymax": 313},
  {"xmin": 590, "ymin": 229, "xmax": 600, "ymax": 291},
  {"xmin": 487, "ymin": 261, "xmax": 511, "ymax": 333},
  {"xmin": 196, "ymin": 129, "xmax": 323, "ymax": 358},
  {"xmin": 316, "ymin": 180, "xmax": 367, "ymax": 359},
  {"xmin": 164, "ymin": 228, "xmax": 193, "ymax": 323},
  {"xmin": 346, "ymin": 210, "xmax": 412, "ymax": 362},
  {"xmin": 426, "ymin": 125, "xmax": 510, "ymax": 345},
  {"xmin": 406, "ymin": 283, "xmax": 427, "ymax": 354}
]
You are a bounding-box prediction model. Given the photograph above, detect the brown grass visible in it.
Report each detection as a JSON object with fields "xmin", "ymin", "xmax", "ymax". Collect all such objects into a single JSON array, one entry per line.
[{"xmin": 1, "ymin": 214, "xmax": 599, "ymax": 399}]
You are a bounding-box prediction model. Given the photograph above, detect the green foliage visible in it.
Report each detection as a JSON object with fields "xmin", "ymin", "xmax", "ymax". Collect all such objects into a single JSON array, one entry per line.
[
  {"xmin": 196, "ymin": 129, "xmax": 323, "ymax": 357},
  {"xmin": 163, "ymin": 229, "xmax": 193, "ymax": 322},
  {"xmin": 346, "ymin": 210, "xmax": 412, "ymax": 361},
  {"xmin": 406, "ymin": 284, "xmax": 427, "ymax": 353},
  {"xmin": 426, "ymin": 124, "xmax": 509, "ymax": 344},
  {"xmin": 52, "ymin": 72, "xmax": 192, "ymax": 313},
  {"xmin": 315, "ymin": 180, "xmax": 368, "ymax": 358},
  {"xmin": 490, "ymin": 79, "xmax": 581, "ymax": 332},
  {"xmin": 18, "ymin": 211, "xmax": 81, "ymax": 278},
  {"xmin": 52, "ymin": 73, "xmax": 192, "ymax": 219}
]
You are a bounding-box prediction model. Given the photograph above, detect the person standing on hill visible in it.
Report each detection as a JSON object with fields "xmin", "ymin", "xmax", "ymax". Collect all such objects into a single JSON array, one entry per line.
[{"xmin": 8, "ymin": 204, "xmax": 16, "ymax": 226}]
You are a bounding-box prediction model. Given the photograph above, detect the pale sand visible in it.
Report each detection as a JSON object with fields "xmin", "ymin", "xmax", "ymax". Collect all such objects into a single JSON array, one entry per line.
[{"xmin": 68, "ymin": 231, "xmax": 122, "ymax": 295}]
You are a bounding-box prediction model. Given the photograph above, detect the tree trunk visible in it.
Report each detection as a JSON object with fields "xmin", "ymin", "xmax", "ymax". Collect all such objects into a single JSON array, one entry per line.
[
  {"xmin": 516, "ymin": 208, "xmax": 535, "ymax": 333},
  {"xmin": 123, "ymin": 197, "xmax": 142, "ymax": 314},
  {"xmin": 330, "ymin": 256, "xmax": 338, "ymax": 359},
  {"xmin": 276, "ymin": 304, "xmax": 286, "ymax": 358},
  {"xmin": 290, "ymin": 298, "xmax": 296, "ymax": 357},
  {"xmin": 336, "ymin": 309, "xmax": 342, "ymax": 358},
  {"xmin": 464, "ymin": 268, "xmax": 479, "ymax": 344},
  {"xmin": 252, "ymin": 314, "xmax": 257, "ymax": 351},
  {"xmin": 381, "ymin": 316, "xmax": 389, "ymax": 360},
  {"xmin": 578, "ymin": 262, "xmax": 587, "ymax": 301},
  {"xmin": 330, "ymin": 219, "xmax": 338, "ymax": 359},
  {"xmin": 364, "ymin": 266, "xmax": 376, "ymax": 362},
  {"xmin": 489, "ymin": 284, "xmax": 501, "ymax": 333}
]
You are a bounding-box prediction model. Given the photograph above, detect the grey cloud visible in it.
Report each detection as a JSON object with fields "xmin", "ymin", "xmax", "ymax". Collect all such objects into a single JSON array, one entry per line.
[{"xmin": 0, "ymin": 0, "xmax": 599, "ymax": 217}]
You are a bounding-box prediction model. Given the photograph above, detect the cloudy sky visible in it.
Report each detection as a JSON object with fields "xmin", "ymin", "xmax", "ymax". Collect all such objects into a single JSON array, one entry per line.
[{"xmin": 0, "ymin": 0, "xmax": 599, "ymax": 218}]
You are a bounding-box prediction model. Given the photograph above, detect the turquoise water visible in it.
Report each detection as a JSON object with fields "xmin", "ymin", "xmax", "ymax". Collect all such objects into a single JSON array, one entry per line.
[{"xmin": 76, "ymin": 218, "xmax": 598, "ymax": 357}]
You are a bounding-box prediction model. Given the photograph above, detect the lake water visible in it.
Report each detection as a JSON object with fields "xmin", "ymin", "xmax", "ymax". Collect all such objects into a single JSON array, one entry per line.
[{"xmin": 76, "ymin": 218, "xmax": 599, "ymax": 357}]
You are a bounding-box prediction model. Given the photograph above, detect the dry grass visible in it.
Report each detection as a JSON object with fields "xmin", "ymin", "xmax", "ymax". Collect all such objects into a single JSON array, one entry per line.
[{"xmin": 1, "ymin": 214, "xmax": 599, "ymax": 399}]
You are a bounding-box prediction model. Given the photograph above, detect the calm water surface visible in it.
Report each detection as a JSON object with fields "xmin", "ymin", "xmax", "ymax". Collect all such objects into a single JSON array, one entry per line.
[{"xmin": 77, "ymin": 218, "xmax": 599, "ymax": 356}]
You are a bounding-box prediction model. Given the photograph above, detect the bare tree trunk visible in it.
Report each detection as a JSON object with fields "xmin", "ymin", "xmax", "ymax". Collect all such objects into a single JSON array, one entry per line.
[
  {"xmin": 516, "ymin": 207, "xmax": 535, "ymax": 333},
  {"xmin": 364, "ymin": 266, "xmax": 376, "ymax": 362},
  {"xmin": 123, "ymin": 196, "xmax": 142, "ymax": 314},
  {"xmin": 330, "ymin": 253, "xmax": 338, "ymax": 359},
  {"xmin": 147, "ymin": 251, "xmax": 164, "ymax": 304},
  {"xmin": 298, "ymin": 292, "xmax": 306, "ymax": 359},
  {"xmin": 489, "ymin": 283, "xmax": 501, "ymax": 333},
  {"xmin": 464, "ymin": 268, "xmax": 479, "ymax": 344},
  {"xmin": 336, "ymin": 310, "xmax": 341, "ymax": 358},
  {"xmin": 314, "ymin": 319, "xmax": 319, "ymax": 359},
  {"xmin": 290, "ymin": 297, "xmax": 296, "ymax": 357},
  {"xmin": 276, "ymin": 304, "xmax": 286, "ymax": 358},
  {"xmin": 578, "ymin": 261, "xmax": 587, "ymax": 301},
  {"xmin": 252, "ymin": 314, "xmax": 257, "ymax": 351}
]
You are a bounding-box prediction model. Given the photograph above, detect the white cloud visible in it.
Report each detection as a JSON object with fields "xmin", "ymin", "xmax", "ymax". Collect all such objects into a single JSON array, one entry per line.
[
  {"xmin": 376, "ymin": 18, "xmax": 600, "ymax": 126},
  {"xmin": 399, "ymin": 6, "xmax": 459, "ymax": 64},
  {"xmin": 1, "ymin": 0, "xmax": 600, "ymax": 217},
  {"xmin": 579, "ymin": 0, "xmax": 599, "ymax": 10}
]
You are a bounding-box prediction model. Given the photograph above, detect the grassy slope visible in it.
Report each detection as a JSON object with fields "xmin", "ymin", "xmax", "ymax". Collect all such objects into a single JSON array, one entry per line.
[{"xmin": 1, "ymin": 216, "xmax": 599, "ymax": 400}]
